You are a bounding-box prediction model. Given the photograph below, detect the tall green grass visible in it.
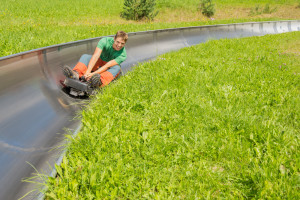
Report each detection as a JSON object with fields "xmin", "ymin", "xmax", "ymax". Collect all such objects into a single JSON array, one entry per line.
[
  {"xmin": 1, "ymin": 0, "xmax": 299, "ymax": 57},
  {"xmin": 45, "ymin": 32, "xmax": 300, "ymax": 199},
  {"xmin": 157, "ymin": 0, "xmax": 298, "ymax": 10}
]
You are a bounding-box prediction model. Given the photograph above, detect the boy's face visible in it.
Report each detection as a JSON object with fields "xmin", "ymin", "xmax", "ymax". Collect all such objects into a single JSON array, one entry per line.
[{"xmin": 113, "ymin": 37, "xmax": 126, "ymax": 51}]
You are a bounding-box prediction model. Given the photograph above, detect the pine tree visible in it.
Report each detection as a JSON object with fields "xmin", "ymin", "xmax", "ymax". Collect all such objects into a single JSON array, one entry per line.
[
  {"xmin": 120, "ymin": 0, "xmax": 158, "ymax": 21},
  {"xmin": 199, "ymin": 0, "xmax": 215, "ymax": 17}
]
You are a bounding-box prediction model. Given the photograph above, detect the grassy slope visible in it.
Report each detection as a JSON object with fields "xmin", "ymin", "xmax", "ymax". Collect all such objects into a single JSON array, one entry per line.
[
  {"xmin": 45, "ymin": 32, "xmax": 299, "ymax": 199},
  {"xmin": 1, "ymin": 0, "xmax": 299, "ymax": 57}
]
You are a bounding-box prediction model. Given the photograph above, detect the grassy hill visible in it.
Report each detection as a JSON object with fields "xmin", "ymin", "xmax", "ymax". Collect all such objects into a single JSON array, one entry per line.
[
  {"xmin": 43, "ymin": 31, "xmax": 300, "ymax": 199},
  {"xmin": 1, "ymin": 0, "xmax": 299, "ymax": 56}
]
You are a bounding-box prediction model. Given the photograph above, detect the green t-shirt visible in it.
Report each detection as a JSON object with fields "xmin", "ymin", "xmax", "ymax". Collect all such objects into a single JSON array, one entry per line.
[{"xmin": 97, "ymin": 37, "xmax": 127, "ymax": 65}]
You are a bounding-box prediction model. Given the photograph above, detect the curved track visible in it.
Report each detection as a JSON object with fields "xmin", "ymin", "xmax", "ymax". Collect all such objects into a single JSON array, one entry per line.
[{"xmin": 0, "ymin": 21, "xmax": 299, "ymax": 199}]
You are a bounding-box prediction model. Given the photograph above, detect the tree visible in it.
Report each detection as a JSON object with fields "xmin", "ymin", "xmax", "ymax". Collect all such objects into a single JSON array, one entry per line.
[
  {"xmin": 120, "ymin": 0, "xmax": 158, "ymax": 21},
  {"xmin": 199, "ymin": 0, "xmax": 215, "ymax": 17}
]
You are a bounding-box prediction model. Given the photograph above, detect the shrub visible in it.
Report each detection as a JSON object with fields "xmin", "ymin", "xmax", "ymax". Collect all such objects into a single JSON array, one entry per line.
[
  {"xmin": 249, "ymin": 4, "xmax": 277, "ymax": 16},
  {"xmin": 120, "ymin": 0, "xmax": 158, "ymax": 21},
  {"xmin": 199, "ymin": 0, "xmax": 215, "ymax": 17},
  {"xmin": 262, "ymin": 4, "xmax": 277, "ymax": 14}
]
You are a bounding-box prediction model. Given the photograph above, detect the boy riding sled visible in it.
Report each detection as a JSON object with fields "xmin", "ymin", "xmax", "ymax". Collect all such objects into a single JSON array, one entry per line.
[{"xmin": 62, "ymin": 31, "xmax": 128, "ymax": 88}]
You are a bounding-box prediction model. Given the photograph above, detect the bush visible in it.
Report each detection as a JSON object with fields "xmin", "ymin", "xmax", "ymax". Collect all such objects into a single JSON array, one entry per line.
[
  {"xmin": 199, "ymin": 0, "xmax": 215, "ymax": 17},
  {"xmin": 249, "ymin": 4, "xmax": 277, "ymax": 16},
  {"xmin": 120, "ymin": 0, "xmax": 158, "ymax": 21}
]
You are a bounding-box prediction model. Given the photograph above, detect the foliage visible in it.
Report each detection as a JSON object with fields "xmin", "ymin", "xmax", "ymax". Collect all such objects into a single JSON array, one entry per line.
[
  {"xmin": 45, "ymin": 32, "xmax": 300, "ymax": 199},
  {"xmin": 199, "ymin": 0, "xmax": 215, "ymax": 17},
  {"xmin": 120, "ymin": 0, "xmax": 158, "ymax": 21},
  {"xmin": 1, "ymin": 0, "xmax": 300, "ymax": 57},
  {"xmin": 249, "ymin": 4, "xmax": 277, "ymax": 16}
]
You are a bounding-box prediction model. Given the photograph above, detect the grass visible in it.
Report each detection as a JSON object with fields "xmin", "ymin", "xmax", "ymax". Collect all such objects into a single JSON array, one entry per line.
[
  {"xmin": 44, "ymin": 31, "xmax": 300, "ymax": 199},
  {"xmin": 1, "ymin": 0, "xmax": 300, "ymax": 57}
]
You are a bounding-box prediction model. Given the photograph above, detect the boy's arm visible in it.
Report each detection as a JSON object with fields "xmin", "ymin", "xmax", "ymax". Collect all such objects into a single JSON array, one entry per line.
[
  {"xmin": 85, "ymin": 59, "xmax": 118, "ymax": 79},
  {"xmin": 94, "ymin": 60, "xmax": 118, "ymax": 73},
  {"xmin": 85, "ymin": 47, "xmax": 102, "ymax": 76}
]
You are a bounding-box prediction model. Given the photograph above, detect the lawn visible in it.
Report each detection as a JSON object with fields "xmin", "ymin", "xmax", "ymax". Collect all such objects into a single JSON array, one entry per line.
[
  {"xmin": 1, "ymin": 0, "xmax": 299, "ymax": 57},
  {"xmin": 45, "ymin": 31, "xmax": 300, "ymax": 199}
]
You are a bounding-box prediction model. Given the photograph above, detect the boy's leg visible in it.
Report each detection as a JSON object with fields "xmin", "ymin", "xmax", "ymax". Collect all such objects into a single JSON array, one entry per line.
[
  {"xmin": 99, "ymin": 65, "xmax": 121, "ymax": 86},
  {"xmin": 86, "ymin": 59, "xmax": 107, "ymax": 88},
  {"xmin": 62, "ymin": 65, "xmax": 79, "ymax": 79},
  {"xmin": 73, "ymin": 54, "xmax": 93, "ymax": 77},
  {"xmin": 86, "ymin": 60, "xmax": 120, "ymax": 87}
]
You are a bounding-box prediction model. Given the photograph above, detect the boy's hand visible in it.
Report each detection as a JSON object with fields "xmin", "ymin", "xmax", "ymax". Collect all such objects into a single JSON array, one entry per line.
[{"xmin": 84, "ymin": 73, "xmax": 94, "ymax": 80}]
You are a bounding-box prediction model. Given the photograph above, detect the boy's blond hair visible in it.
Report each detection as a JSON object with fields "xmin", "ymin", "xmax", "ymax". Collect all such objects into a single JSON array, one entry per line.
[{"xmin": 115, "ymin": 31, "xmax": 128, "ymax": 42}]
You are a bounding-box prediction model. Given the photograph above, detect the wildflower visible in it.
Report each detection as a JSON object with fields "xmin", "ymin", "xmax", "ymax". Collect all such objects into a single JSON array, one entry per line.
[{"xmin": 210, "ymin": 18, "xmax": 215, "ymax": 20}]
